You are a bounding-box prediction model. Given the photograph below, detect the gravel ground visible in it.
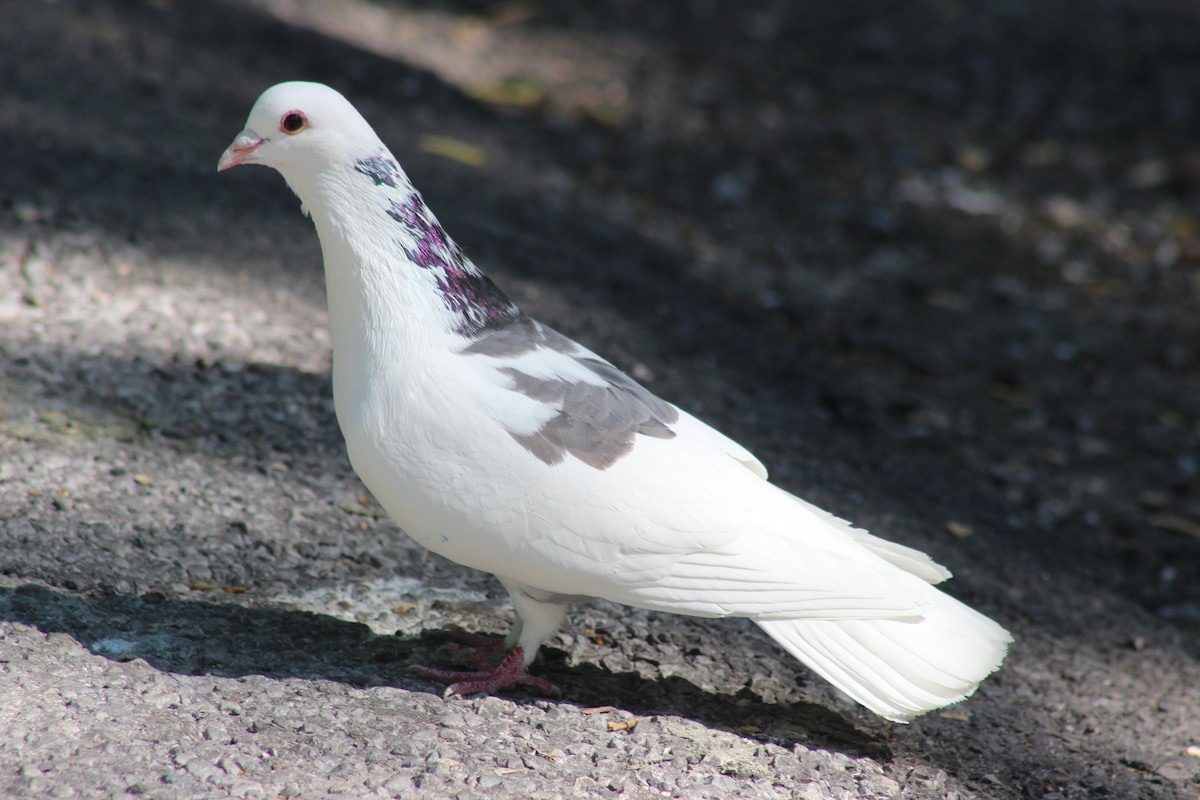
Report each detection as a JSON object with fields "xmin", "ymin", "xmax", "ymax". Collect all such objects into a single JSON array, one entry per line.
[{"xmin": 2, "ymin": 1, "xmax": 1200, "ymax": 798}]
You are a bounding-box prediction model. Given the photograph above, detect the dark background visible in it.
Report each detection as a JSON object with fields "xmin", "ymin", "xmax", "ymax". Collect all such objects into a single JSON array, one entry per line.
[{"xmin": 2, "ymin": 1, "xmax": 1199, "ymax": 798}]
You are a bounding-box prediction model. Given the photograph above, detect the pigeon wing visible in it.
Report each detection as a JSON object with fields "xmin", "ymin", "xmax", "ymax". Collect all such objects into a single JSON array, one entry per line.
[{"xmin": 458, "ymin": 321, "xmax": 939, "ymax": 621}]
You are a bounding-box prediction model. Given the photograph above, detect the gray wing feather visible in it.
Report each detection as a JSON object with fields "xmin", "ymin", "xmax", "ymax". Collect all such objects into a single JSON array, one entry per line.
[
  {"xmin": 460, "ymin": 316, "xmax": 576, "ymax": 358},
  {"xmin": 497, "ymin": 360, "xmax": 678, "ymax": 471},
  {"xmin": 465, "ymin": 316, "xmax": 680, "ymax": 470}
]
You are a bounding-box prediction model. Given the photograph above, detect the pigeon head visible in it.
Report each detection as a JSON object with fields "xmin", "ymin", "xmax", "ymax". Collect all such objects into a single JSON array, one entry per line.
[
  {"xmin": 217, "ymin": 81, "xmax": 378, "ymax": 178},
  {"xmin": 219, "ymin": 81, "xmax": 521, "ymax": 337}
]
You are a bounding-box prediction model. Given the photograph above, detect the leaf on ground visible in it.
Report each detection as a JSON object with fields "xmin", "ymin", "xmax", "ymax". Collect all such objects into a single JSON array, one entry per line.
[
  {"xmin": 1149, "ymin": 513, "xmax": 1200, "ymax": 540},
  {"xmin": 938, "ymin": 707, "xmax": 971, "ymax": 722},
  {"xmin": 466, "ymin": 79, "xmax": 544, "ymax": 108},
  {"xmin": 946, "ymin": 520, "xmax": 973, "ymax": 538},
  {"xmin": 607, "ymin": 717, "xmax": 643, "ymax": 732},
  {"xmin": 419, "ymin": 135, "xmax": 486, "ymax": 167}
]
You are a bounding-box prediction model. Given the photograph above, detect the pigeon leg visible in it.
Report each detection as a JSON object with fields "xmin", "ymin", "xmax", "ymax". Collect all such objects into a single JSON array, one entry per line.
[{"xmin": 411, "ymin": 646, "xmax": 560, "ymax": 698}]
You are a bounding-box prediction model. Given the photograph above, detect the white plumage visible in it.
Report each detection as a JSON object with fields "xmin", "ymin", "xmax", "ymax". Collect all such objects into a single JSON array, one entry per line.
[{"xmin": 219, "ymin": 81, "xmax": 1010, "ymax": 722}]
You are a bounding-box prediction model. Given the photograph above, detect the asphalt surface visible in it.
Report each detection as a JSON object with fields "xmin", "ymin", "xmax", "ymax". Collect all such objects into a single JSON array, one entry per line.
[{"xmin": 2, "ymin": 1, "xmax": 1200, "ymax": 798}]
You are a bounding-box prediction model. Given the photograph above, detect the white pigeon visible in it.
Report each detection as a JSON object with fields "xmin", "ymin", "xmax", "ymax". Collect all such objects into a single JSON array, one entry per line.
[{"xmin": 219, "ymin": 81, "xmax": 1011, "ymax": 722}]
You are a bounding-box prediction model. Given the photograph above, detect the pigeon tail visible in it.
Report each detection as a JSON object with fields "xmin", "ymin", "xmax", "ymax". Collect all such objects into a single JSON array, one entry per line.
[{"xmin": 755, "ymin": 590, "xmax": 1011, "ymax": 722}]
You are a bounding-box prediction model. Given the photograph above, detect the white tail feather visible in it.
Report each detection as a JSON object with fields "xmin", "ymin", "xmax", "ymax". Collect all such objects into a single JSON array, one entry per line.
[
  {"xmin": 785, "ymin": 493, "xmax": 954, "ymax": 585},
  {"xmin": 844, "ymin": 529, "xmax": 952, "ymax": 585},
  {"xmin": 756, "ymin": 590, "xmax": 1011, "ymax": 722}
]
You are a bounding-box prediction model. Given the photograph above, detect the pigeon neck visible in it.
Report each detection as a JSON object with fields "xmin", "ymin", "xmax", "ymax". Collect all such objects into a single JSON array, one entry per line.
[
  {"xmin": 295, "ymin": 151, "xmax": 521, "ymax": 356},
  {"xmin": 350, "ymin": 153, "xmax": 517, "ymax": 332},
  {"xmin": 377, "ymin": 185, "xmax": 520, "ymax": 339}
]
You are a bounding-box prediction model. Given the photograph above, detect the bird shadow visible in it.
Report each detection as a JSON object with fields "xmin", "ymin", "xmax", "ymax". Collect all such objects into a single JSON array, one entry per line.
[
  {"xmin": 417, "ymin": 626, "xmax": 890, "ymax": 759},
  {"xmin": 0, "ymin": 582, "xmax": 889, "ymax": 761}
]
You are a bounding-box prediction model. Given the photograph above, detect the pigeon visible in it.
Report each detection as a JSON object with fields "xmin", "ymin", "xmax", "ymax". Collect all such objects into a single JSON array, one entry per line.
[{"xmin": 219, "ymin": 81, "xmax": 1011, "ymax": 722}]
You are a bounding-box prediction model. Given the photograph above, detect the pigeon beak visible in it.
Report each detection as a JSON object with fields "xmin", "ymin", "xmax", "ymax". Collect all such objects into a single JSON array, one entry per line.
[{"xmin": 217, "ymin": 130, "xmax": 265, "ymax": 172}]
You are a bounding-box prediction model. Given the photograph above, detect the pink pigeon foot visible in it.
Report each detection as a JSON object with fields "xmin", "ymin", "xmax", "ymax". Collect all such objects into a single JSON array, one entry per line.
[{"xmin": 411, "ymin": 645, "xmax": 561, "ymax": 698}]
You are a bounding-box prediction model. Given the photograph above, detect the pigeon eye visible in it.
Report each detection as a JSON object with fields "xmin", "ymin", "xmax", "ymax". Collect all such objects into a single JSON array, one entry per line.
[{"xmin": 280, "ymin": 111, "xmax": 307, "ymax": 134}]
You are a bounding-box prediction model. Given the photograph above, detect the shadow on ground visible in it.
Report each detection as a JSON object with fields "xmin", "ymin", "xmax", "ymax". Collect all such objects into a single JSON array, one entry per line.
[
  {"xmin": 2, "ymin": 0, "xmax": 1200, "ymax": 798},
  {"xmin": 0, "ymin": 583, "xmax": 886, "ymax": 759}
]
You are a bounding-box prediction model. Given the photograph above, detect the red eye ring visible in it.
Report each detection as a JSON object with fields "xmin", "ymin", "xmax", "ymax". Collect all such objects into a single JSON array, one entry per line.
[{"xmin": 280, "ymin": 110, "xmax": 307, "ymax": 134}]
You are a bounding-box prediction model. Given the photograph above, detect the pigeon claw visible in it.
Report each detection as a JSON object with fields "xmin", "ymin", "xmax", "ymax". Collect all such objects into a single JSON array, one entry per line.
[{"xmin": 411, "ymin": 645, "xmax": 561, "ymax": 699}]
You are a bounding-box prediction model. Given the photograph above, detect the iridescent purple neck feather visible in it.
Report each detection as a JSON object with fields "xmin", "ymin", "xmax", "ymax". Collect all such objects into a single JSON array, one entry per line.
[{"xmin": 354, "ymin": 154, "xmax": 520, "ymax": 338}]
